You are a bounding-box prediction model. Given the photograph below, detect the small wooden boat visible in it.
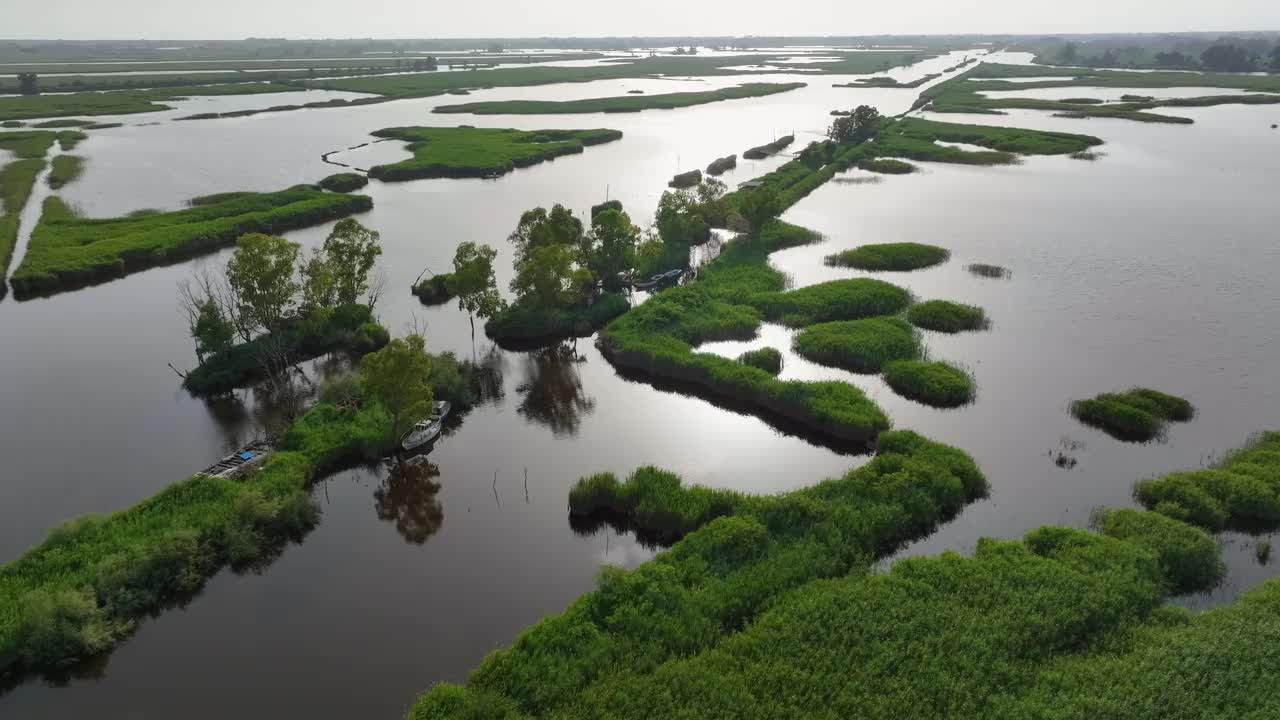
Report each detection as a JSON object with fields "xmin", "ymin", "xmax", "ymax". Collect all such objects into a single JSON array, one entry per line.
[
  {"xmin": 200, "ymin": 440, "xmax": 272, "ymax": 480},
  {"xmin": 632, "ymin": 268, "xmax": 684, "ymax": 291},
  {"xmin": 401, "ymin": 401, "xmax": 452, "ymax": 452}
]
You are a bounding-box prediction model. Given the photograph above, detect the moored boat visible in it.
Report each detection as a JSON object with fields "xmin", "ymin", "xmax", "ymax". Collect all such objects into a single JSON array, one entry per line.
[{"xmin": 400, "ymin": 401, "xmax": 452, "ymax": 452}]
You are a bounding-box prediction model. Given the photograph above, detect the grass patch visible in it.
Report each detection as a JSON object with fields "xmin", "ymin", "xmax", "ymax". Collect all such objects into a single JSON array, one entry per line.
[
  {"xmin": 752, "ymin": 278, "xmax": 912, "ymax": 327},
  {"xmin": 11, "ymin": 185, "xmax": 372, "ymax": 298},
  {"xmin": 0, "ymin": 84, "xmax": 296, "ymax": 122},
  {"xmin": 907, "ymin": 299, "xmax": 988, "ymax": 333},
  {"xmin": 825, "ymin": 242, "xmax": 949, "ymax": 271},
  {"xmin": 485, "ymin": 292, "xmax": 630, "ymax": 348},
  {"xmin": 182, "ymin": 305, "xmax": 389, "ymax": 395},
  {"xmin": 1136, "ymin": 431, "xmax": 1280, "ymax": 532},
  {"xmin": 432, "ymin": 82, "xmax": 806, "ymax": 115},
  {"xmin": 1070, "ymin": 387, "xmax": 1195, "ymax": 443},
  {"xmin": 882, "ymin": 359, "xmax": 975, "ymax": 408},
  {"xmin": 737, "ymin": 347, "xmax": 783, "ymax": 375},
  {"xmin": 792, "ymin": 317, "xmax": 920, "ymax": 373},
  {"xmin": 317, "ymin": 172, "xmax": 368, "ymax": 193},
  {"xmin": 857, "ymin": 157, "xmax": 917, "ymax": 174},
  {"xmin": 835, "ymin": 73, "xmax": 941, "ymax": 89},
  {"xmin": 1092, "ymin": 507, "xmax": 1224, "ymax": 593},
  {"xmin": 46, "ymin": 155, "xmax": 84, "ymax": 189},
  {"xmin": 874, "ymin": 117, "xmax": 1102, "ymax": 164},
  {"xmin": 366, "ymin": 126, "xmax": 623, "ymax": 182}
]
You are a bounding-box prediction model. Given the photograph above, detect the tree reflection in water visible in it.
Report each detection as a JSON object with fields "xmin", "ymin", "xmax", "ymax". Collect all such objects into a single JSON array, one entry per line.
[
  {"xmin": 374, "ymin": 457, "xmax": 444, "ymax": 545},
  {"xmin": 516, "ymin": 343, "xmax": 596, "ymax": 436}
]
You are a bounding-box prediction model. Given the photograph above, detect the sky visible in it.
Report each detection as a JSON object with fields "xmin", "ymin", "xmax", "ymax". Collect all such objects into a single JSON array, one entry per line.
[{"xmin": 6, "ymin": 0, "xmax": 1280, "ymax": 40}]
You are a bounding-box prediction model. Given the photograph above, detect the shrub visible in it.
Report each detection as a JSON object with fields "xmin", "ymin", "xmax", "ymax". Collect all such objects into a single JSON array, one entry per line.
[
  {"xmin": 825, "ymin": 242, "xmax": 949, "ymax": 271},
  {"xmin": 670, "ymin": 169, "xmax": 703, "ymax": 189},
  {"xmin": 485, "ymin": 292, "xmax": 630, "ymax": 346},
  {"xmin": 882, "ymin": 359, "xmax": 975, "ymax": 407},
  {"xmin": 591, "ymin": 199, "xmax": 622, "ymax": 218},
  {"xmin": 792, "ymin": 317, "xmax": 920, "ymax": 373},
  {"xmin": 317, "ymin": 172, "xmax": 369, "ymax": 193},
  {"xmin": 1071, "ymin": 388, "xmax": 1195, "ymax": 443},
  {"xmin": 906, "ymin": 300, "xmax": 988, "ymax": 333},
  {"xmin": 706, "ymin": 155, "xmax": 737, "ymax": 176},
  {"xmin": 738, "ymin": 347, "xmax": 783, "ymax": 375},
  {"xmin": 412, "ymin": 273, "xmax": 455, "ymax": 305}
]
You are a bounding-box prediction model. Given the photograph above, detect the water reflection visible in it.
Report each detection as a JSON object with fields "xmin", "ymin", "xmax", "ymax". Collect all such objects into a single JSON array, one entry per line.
[
  {"xmin": 516, "ymin": 343, "xmax": 596, "ymax": 436},
  {"xmin": 374, "ymin": 458, "xmax": 444, "ymax": 545}
]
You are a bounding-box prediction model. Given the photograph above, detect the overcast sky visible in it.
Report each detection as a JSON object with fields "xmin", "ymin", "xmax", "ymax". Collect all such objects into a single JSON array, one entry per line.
[{"xmin": 7, "ymin": 0, "xmax": 1279, "ymax": 40}]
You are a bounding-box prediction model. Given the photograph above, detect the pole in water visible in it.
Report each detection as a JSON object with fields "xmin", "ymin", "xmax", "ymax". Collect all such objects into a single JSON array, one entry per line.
[{"xmin": 524, "ymin": 467, "xmax": 529, "ymax": 504}]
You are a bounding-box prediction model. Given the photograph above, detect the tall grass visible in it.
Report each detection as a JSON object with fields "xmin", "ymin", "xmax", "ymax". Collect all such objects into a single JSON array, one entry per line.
[
  {"xmin": 317, "ymin": 172, "xmax": 368, "ymax": 193},
  {"xmin": 792, "ymin": 317, "xmax": 921, "ymax": 373},
  {"xmin": 46, "ymin": 155, "xmax": 84, "ymax": 190},
  {"xmin": 825, "ymin": 242, "xmax": 949, "ymax": 271},
  {"xmin": 882, "ymin": 359, "xmax": 976, "ymax": 408},
  {"xmin": 737, "ymin": 347, "xmax": 782, "ymax": 375},
  {"xmin": 1135, "ymin": 431, "xmax": 1280, "ymax": 532},
  {"xmin": 366, "ymin": 126, "xmax": 623, "ymax": 181},
  {"xmin": 906, "ymin": 299, "xmax": 988, "ymax": 333},
  {"xmin": 1070, "ymin": 387, "xmax": 1195, "ymax": 443}
]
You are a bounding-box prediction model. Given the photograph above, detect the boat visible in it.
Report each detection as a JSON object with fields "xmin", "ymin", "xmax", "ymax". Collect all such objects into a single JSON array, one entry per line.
[
  {"xmin": 200, "ymin": 440, "xmax": 272, "ymax": 480},
  {"xmin": 632, "ymin": 268, "xmax": 684, "ymax": 291},
  {"xmin": 400, "ymin": 401, "xmax": 452, "ymax": 452}
]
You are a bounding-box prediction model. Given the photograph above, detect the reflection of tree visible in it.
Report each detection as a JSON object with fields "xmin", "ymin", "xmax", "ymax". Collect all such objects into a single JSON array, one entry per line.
[
  {"xmin": 374, "ymin": 458, "xmax": 444, "ymax": 544},
  {"xmin": 516, "ymin": 344, "xmax": 595, "ymax": 436}
]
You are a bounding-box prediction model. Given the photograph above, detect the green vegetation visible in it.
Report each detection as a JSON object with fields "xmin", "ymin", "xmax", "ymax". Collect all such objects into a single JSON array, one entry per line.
[
  {"xmin": 432, "ymin": 83, "xmax": 806, "ymax": 115},
  {"xmin": 1259, "ymin": 540, "xmax": 1273, "ymax": 564},
  {"xmin": 0, "ymin": 129, "xmax": 84, "ymax": 159},
  {"xmin": 882, "ymin": 359, "xmax": 975, "ymax": 408},
  {"xmin": 792, "ymin": 317, "xmax": 920, "ymax": 374},
  {"xmin": 835, "ymin": 72, "xmax": 941, "ymax": 89},
  {"xmin": 737, "ymin": 347, "xmax": 783, "ymax": 375},
  {"xmin": 1136, "ymin": 431, "xmax": 1280, "ymax": 532},
  {"xmin": 486, "ymin": 293, "xmax": 630, "ymax": 346},
  {"xmin": 411, "ymin": 273, "xmax": 455, "ymax": 305},
  {"xmin": 30, "ymin": 118, "xmax": 95, "ymax": 128},
  {"xmin": 1070, "ymin": 387, "xmax": 1195, "ymax": 443},
  {"xmin": 967, "ymin": 263, "xmax": 1011, "ymax": 279},
  {"xmin": 706, "ymin": 155, "xmax": 737, "ymax": 176},
  {"xmin": 0, "ymin": 131, "xmax": 84, "ymax": 287},
  {"xmin": 825, "ymin": 242, "xmax": 949, "ymax": 271},
  {"xmin": 590, "ymin": 199, "xmax": 622, "ymax": 218},
  {"xmin": 0, "ymin": 83, "xmax": 296, "ymax": 122},
  {"xmin": 856, "ymin": 158, "xmax": 917, "ymax": 174},
  {"xmin": 1091, "ymin": 508, "xmax": 1224, "ymax": 593},
  {"xmin": 753, "ymin": 278, "xmax": 911, "ymax": 328},
  {"xmin": 906, "ymin": 299, "xmax": 988, "ymax": 333},
  {"xmin": 11, "ymin": 185, "xmax": 371, "ymax": 298},
  {"xmin": 46, "ymin": 155, "xmax": 84, "ymax": 189},
  {"xmin": 366, "ymin": 126, "xmax": 623, "ymax": 182},
  {"xmin": 317, "ymin": 172, "xmax": 369, "ymax": 193},
  {"xmin": 183, "ymin": 304, "xmax": 388, "ymax": 395},
  {"xmin": 743, "ymin": 134, "xmax": 794, "ymax": 160},
  {"xmin": 669, "ymin": 169, "xmax": 702, "ymax": 189},
  {"xmin": 873, "ymin": 117, "xmax": 1102, "ymax": 165}
]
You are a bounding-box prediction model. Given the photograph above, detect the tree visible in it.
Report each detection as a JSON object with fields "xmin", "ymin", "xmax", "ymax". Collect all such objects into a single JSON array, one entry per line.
[
  {"xmin": 582, "ymin": 209, "xmax": 640, "ymax": 291},
  {"xmin": 508, "ymin": 204, "xmax": 582, "ymax": 265},
  {"xmin": 298, "ymin": 249, "xmax": 337, "ymax": 312},
  {"xmin": 1056, "ymin": 43, "xmax": 1078, "ymax": 65},
  {"xmin": 1154, "ymin": 51, "xmax": 1196, "ymax": 68},
  {"xmin": 450, "ymin": 242, "xmax": 503, "ymax": 335},
  {"xmin": 226, "ymin": 233, "xmax": 301, "ymax": 334},
  {"xmin": 736, "ymin": 187, "xmax": 780, "ymax": 235},
  {"xmin": 360, "ymin": 334, "xmax": 434, "ymax": 443},
  {"xmin": 17, "ymin": 73, "xmax": 38, "ymax": 96},
  {"xmin": 1271, "ymin": 45, "xmax": 1280, "ymax": 71},
  {"xmin": 321, "ymin": 218, "xmax": 382, "ymax": 306},
  {"xmin": 190, "ymin": 298, "xmax": 235, "ymax": 362},
  {"xmin": 511, "ymin": 244, "xmax": 577, "ymax": 308},
  {"xmin": 655, "ymin": 189, "xmax": 710, "ymax": 247},
  {"xmin": 1200, "ymin": 44, "xmax": 1257, "ymax": 72},
  {"xmin": 827, "ymin": 105, "xmax": 882, "ymax": 144}
]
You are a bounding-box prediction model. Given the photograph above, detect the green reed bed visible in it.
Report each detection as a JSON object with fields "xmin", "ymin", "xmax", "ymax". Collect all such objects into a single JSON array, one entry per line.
[
  {"xmin": 825, "ymin": 242, "xmax": 949, "ymax": 271},
  {"xmin": 432, "ymin": 82, "xmax": 806, "ymax": 115},
  {"xmin": 737, "ymin": 347, "xmax": 783, "ymax": 375},
  {"xmin": 856, "ymin": 157, "xmax": 917, "ymax": 174},
  {"xmin": 834, "ymin": 72, "xmax": 941, "ymax": 89},
  {"xmin": 792, "ymin": 317, "xmax": 920, "ymax": 373},
  {"xmin": 906, "ymin": 299, "xmax": 988, "ymax": 333},
  {"xmin": 1070, "ymin": 387, "xmax": 1194, "ymax": 443},
  {"xmin": 0, "ymin": 84, "xmax": 296, "ymax": 122},
  {"xmin": 1091, "ymin": 507, "xmax": 1225, "ymax": 594},
  {"xmin": 317, "ymin": 172, "xmax": 369, "ymax": 193},
  {"xmin": 11, "ymin": 185, "xmax": 372, "ymax": 298},
  {"xmin": 365, "ymin": 126, "xmax": 623, "ymax": 182},
  {"xmin": 882, "ymin": 359, "xmax": 975, "ymax": 408},
  {"xmin": 752, "ymin": 278, "xmax": 911, "ymax": 327},
  {"xmin": 485, "ymin": 292, "xmax": 630, "ymax": 347},
  {"xmin": 46, "ymin": 155, "xmax": 84, "ymax": 190},
  {"xmin": 1136, "ymin": 431, "xmax": 1280, "ymax": 532}
]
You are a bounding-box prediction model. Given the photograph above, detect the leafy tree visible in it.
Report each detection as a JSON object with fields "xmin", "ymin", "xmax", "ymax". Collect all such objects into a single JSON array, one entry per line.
[
  {"xmin": 1200, "ymin": 44, "xmax": 1258, "ymax": 72},
  {"xmin": 507, "ymin": 204, "xmax": 583, "ymax": 265},
  {"xmin": 190, "ymin": 298, "xmax": 235, "ymax": 361},
  {"xmin": 695, "ymin": 178, "xmax": 729, "ymax": 227},
  {"xmin": 1154, "ymin": 51, "xmax": 1197, "ymax": 68},
  {"xmin": 17, "ymin": 73, "xmax": 38, "ymax": 96},
  {"xmin": 827, "ymin": 105, "xmax": 883, "ymax": 144},
  {"xmin": 298, "ymin": 249, "xmax": 337, "ymax": 312},
  {"xmin": 736, "ymin": 187, "xmax": 780, "ymax": 235},
  {"xmin": 360, "ymin": 334, "xmax": 434, "ymax": 443},
  {"xmin": 226, "ymin": 233, "xmax": 301, "ymax": 334},
  {"xmin": 1056, "ymin": 43, "xmax": 1078, "ymax": 64},
  {"xmin": 633, "ymin": 228, "xmax": 669, "ymax": 277},
  {"xmin": 582, "ymin": 209, "xmax": 640, "ymax": 291},
  {"xmin": 450, "ymin": 241, "xmax": 503, "ymax": 334},
  {"xmin": 322, "ymin": 218, "xmax": 382, "ymax": 306},
  {"xmin": 511, "ymin": 244, "xmax": 578, "ymax": 308},
  {"xmin": 655, "ymin": 189, "xmax": 710, "ymax": 247}
]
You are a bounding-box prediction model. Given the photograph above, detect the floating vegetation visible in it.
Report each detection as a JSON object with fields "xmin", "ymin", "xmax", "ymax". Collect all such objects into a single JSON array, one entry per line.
[
  {"xmin": 966, "ymin": 263, "xmax": 1011, "ymax": 279},
  {"xmin": 670, "ymin": 169, "xmax": 703, "ymax": 189},
  {"xmin": 737, "ymin": 347, "xmax": 783, "ymax": 375},
  {"xmin": 706, "ymin": 154, "xmax": 737, "ymax": 176},
  {"xmin": 1136, "ymin": 431, "xmax": 1280, "ymax": 532},
  {"xmin": 1259, "ymin": 540, "xmax": 1273, "ymax": 565},
  {"xmin": 825, "ymin": 242, "xmax": 949, "ymax": 272},
  {"xmin": 743, "ymin": 134, "xmax": 794, "ymax": 159},
  {"xmin": 907, "ymin": 299, "xmax": 988, "ymax": 333},
  {"xmin": 1070, "ymin": 387, "xmax": 1195, "ymax": 443},
  {"xmin": 856, "ymin": 158, "xmax": 917, "ymax": 174},
  {"xmin": 0, "ymin": 83, "xmax": 295, "ymax": 122},
  {"xmin": 792, "ymin": 317, "xmax": 921, "ymax": 374},
  {"xmin": 882, "ymin": 359, "xmax": 976, "ymax": 408},
  {"xmin": 366, "ymin": 126, "xmax": 622, "ymax": 182},
  {"xmin": 317, "ymin": 172, "xmax": 369, "ymax": 193},
  {"xmin": 432, "ymin": 82, "xmax": 806, "ymax": 115}
]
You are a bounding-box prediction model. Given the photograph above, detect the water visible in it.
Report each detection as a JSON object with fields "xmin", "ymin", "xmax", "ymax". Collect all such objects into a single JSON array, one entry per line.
[{"xmin": 3, "ymin": 50, "xmax": 1280, "ymax": 717}]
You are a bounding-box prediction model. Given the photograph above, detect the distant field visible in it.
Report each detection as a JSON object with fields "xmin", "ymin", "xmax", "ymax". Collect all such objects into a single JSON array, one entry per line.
[
  {"xmin": 433, "ymin": 82, "xmax": 806, "ymax": 114},
  {"xmin": 366, "ymin": 126, "xmax": 623, "ymax": 181},
  {"xmin": 0, "ymin": 83, "xmax": 296, "ymax": 121}
]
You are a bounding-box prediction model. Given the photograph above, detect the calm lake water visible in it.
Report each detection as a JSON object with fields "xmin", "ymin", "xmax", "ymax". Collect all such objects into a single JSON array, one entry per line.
[{"xmin": 2, "ymin": 49, "xmax": 1279, "ymax": 718}]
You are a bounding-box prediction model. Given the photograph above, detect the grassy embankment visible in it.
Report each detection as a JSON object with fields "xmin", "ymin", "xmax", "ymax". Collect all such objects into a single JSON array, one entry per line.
[
  {"xmin": 365, "ymin": 127, "xmax": 622, "ymax": 181},
  {"xmin": 317, "ymin": 172, "xmax": 368, "ymax": 193},
  {"xmin": 10, "ymin": 185, "xmax": 371, "ymax": 299},
  {"xmin": 1136, "ymin": 431, "xmax": 1280, "ymax": 533},
  {"xmin": 1, "ymin": 131, "xmax": 86, "ymax": 294},
  {"xmin": 0, "ymin": 83, "xmax": 297, "ymax": 122},
  {"xmin": 409, "ymin": 435, "xmax": 1265, "ymax": 718},
  {"xmin": 921, "ymin": 62, "xmax": 1280, "ymax": 124},
  {"xmin": 182, "ymin": 304, "xmax": 390, "ymax": 395},
  {"xmin": 432, "ymin": 83, "xmax": 806, "ymax": 115},
  {"xmin": 1070, "ymin": 387, "xmax": 1195, "ymax": 443},
  {"xmin": 825, "ymin": 242, "xmax": 949, "ymax": 271}
]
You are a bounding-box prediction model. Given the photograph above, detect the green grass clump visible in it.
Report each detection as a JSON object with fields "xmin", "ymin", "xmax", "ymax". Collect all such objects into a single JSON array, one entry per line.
[
  {"xmin": 792, "ymin": 317, "xmax": 920, "ymax": 373},
  {"xmin": 433, "ymin": 82, "xmax": 806, "ymax": 115},
  {"xmin": 317, "ymin": 172, "xmax": 369, "ymax": 193},
  {"xmin": 670, "ymin": 169, "xmax": 702, "ymax": 188},
  {"xmin": 856, "ymin": 157, "xmax": 917, "ymax": 174},
  {"xmin": 753, "ymin": 278, "xmax": 912, "ymax": 327},
  {"xmin": 907, "ymin": 299, "xmax": 988, "ymax": 333},
  {"xmin": 1258, "ymin": 540, "xmax": 1273, "ymax": 564},
  {"xmin": 11, "ymin": 185, "xmax": 372, "ymax": 298},
  {"xmin": 485, "ymin": 292, "xmax": 630, "ymax": 347},
  {"xmin": 967, "ymin": 263, "xmax": 1011, "ymax": 279},
  {"xmin": 737, "ymin": 347, "xmax": 783, "ymax": 375},
  {"xmin": 568, "ymin": 467, "xmax": 741, "ymax": 543},
  {"xmin": 882, "ymin": 359, "xmax": 976, "ymax": 408},
  {"xmin": 825, "ymin": 242, "xmax": 949, "ymax": 271},
  {"xmin": 46, "ymin": 155, "xmax": 84, "ymax": 189},
  {"xmin": 1092, "ymin": 508, "xmax": 1224, "ymax": 593},
  {"xmin": 366, "ymin": 126, "xmax": 623, "ymax": 182},
  {"xmin": 1135, "ymin": 431, "xmax": 1280, "ymax": 532},
  {"xmin": 183, "ymin": 305, "xmax": 389, "ymax": 395},
  {"xmin": 875, "ymin": 117, "xmax": 1103, "ymax": 161},
  {"xmin": 1070, "ymin": 387, "xmax": 1195, "ymax": 443}
]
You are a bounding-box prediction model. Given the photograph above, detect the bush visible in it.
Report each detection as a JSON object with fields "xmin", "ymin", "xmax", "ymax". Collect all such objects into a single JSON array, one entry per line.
[
  {"xmin": 738, "ymin": 347, "xmax": 783, "ymax": 375},
  {"xmin": 412, "ymin": 273, "xmax": 455, "ymax": 305},
  {"xmin": 670, "ymin": 169, "xmax": 703, "ymax": 189},
  {"xmin": 792, "ymin": 317, "xmax": 920, "ymax": 373},
  {"xmin": 591, "ymin": 199, "xmax": 622, "ymax": 218},
  {"xmin": 1071, "ymin": 388, "xmax": 1195, "ymax": 443},
  {"xmin": 906, "ymin": 300, "xmax": 988, "ymax": 333},
  {"xmin": 825, "ymin": 242, "xmax": 949, "ymax": 271},
  {"xmin": 317, "ymin": 172, "xmax": 369, "ymax": 193},
  {"xmin": 706, "ymin": 155, "xmax": 737, "ymax": 176},
  {"xmin": 485, "ymin": 292, "xmax": 630, "ymax": 346},
  {"xmin": 882, "ymin": 359, "xmax": 975, "ymax": 407}
]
